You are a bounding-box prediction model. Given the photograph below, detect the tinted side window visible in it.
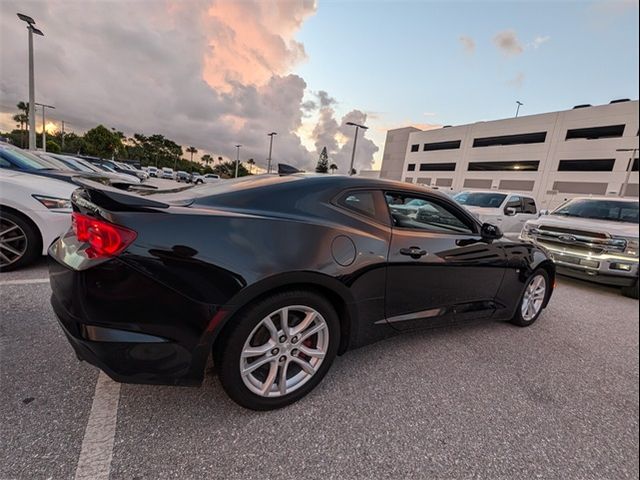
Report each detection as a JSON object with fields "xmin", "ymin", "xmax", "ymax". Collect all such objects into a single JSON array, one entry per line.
[
  {"xmin": 338, "ymin": 191, "xmax": 381, "ymax": 221},
  {"xmin": 385, "ymin": 193, "xmax": 474, "ymax": 234},
  {"xmin": 523, "ymin": 197, "xmax": 537, "ymax": 214},
  {"xmin": 505, "ymin": 195, "xmax": 523, "ymax": 213}
]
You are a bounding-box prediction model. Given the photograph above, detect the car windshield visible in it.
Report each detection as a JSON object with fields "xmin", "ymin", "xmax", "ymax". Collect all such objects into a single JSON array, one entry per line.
[
  {"xmin": 53, "ymin": 155, "xmax": 101, "ymax": 173},
  {"xmin": 36, "ymin": 153, "xmax": 83, "ymax": 171},
  {"xmin": 0, "ymin": 147, "xmax": 53, "ymax": 170},
  {"xmin": 454, "ymin": 192, "xmax": 507, "ymax": 208},
  {"xmin": 553, "ymin": 199, "xmax": 639, "ymax": 223}
]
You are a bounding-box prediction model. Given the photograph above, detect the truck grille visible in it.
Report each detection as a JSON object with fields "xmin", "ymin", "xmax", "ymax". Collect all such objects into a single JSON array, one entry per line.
[{"xmin": 531, "ymin": 226, "xmax": 626, "ymax": 253}]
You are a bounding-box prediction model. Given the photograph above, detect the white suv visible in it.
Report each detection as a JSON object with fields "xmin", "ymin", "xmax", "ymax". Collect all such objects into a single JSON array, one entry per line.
[{"xmin": 454, "ymin": 190, "xmax": 539, "ymax": 236}]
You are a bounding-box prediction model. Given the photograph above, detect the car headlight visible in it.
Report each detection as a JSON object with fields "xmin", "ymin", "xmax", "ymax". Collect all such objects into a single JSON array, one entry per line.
[
  {"xmin": 521, "ymin": 223, "xmax": 539, "ymax": 238},
  {"xmin": 32, "ymin": 195, "xmax": 72, "ymax": 210},
  {"xmin": 614, "ymin": 237, "xmax": 639, "ymax": 257}
]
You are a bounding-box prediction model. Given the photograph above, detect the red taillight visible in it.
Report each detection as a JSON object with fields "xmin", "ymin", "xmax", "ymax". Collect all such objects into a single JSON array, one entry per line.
[{"xmin": 72, "ymin": 212, "xmax": 137, "ymax": 258}]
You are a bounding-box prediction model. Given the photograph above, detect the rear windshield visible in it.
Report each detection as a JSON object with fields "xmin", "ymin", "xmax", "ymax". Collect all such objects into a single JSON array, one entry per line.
[
  {"xmin": 553, "ymin": 199, "xmax": 639, "ymax": 223},
  {"xmin": 454, "ymin": 192, "xmax": 507, "ymax": 208}
]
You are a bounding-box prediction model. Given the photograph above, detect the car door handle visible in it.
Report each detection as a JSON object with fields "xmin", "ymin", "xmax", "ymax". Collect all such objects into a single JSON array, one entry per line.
[{"xmin": 399, "ymin": 246, "xmax": 427, "ymax": 259}]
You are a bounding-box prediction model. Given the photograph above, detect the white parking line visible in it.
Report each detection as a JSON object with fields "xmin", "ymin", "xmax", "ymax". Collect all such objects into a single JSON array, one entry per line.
[
  {"xmin": 0, "ymin": 278, "xmax": 50, "ymax": 285},
  {"xmin": 75, "ymin": 372, "xmax": 121, "ymax": 480}
]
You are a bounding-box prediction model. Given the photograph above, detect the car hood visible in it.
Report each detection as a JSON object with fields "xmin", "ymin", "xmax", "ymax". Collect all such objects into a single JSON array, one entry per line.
[{"xmin": 528, "ymin": 215, "xmax": 638, "ymax": 238}]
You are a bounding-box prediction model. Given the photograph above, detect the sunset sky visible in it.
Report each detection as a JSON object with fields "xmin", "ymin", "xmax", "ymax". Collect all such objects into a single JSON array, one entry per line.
[{"xmin": 1, "ymin": 0, "xmax": 638, "ymax": 171}]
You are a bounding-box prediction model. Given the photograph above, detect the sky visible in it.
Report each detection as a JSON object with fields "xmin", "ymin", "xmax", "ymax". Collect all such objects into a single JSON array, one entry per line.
[{"xmin": 1, "ymin": 0, "xmax": 638, "ymax": 172}]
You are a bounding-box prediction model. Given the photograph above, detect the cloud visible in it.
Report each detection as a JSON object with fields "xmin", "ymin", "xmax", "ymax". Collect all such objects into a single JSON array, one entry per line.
[
  {"xmin": 310, "ymin": 92, "xmax": 378, "ymax": 172},
  {"xmin": 0, "ymin": 0, "xmax": 378, "ymax": 172},
  {"xmin": 493, "ymin": 30, "xmax": 523, "ymax": 56},
  {"xmin": 458, "ymin": 35, "xmax": 476, "ymax": 54},
  {"xmin": 528, "ymin": 35, "xmax": 551, "ymax": 49},
  {"xmin": 588, "ymin": 0, "xmax": 639, "ymax": 28},
  {"xmin": 508, "ymin": 72, "xmax": 525, "ymax": 88}
]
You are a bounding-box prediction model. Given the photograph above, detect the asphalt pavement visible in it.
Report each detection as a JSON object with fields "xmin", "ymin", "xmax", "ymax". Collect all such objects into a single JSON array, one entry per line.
[{"xmin": 1, "ymin": 263, "xmax": 638, "ymax": 479}]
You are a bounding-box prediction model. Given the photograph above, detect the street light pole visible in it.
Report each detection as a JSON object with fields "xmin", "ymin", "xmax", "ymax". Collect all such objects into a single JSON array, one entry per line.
[
  {"xmin": 234, "ymin": 144, "xmax": 241, "ymax": 178},
  {"xmin": 346, "ymin": 121, "xmax": 368, "ymax": 176},
  {"xmin": 617, "ymin": 147, "xmax": 638, "ymax": 197},
  {"xmin": 266, "ymin": 132, "xmax": 277, "ymax": 173},
  {"xmin": 515, "ymin": 101, "xmax": 523, "ymax": 118},
  {"xmin": 36, "ymin": 103, "xmax": 54, "ymax": 152},
  {"xmin": 17, "ymin": 13, "xmax": 44, "ymax": 151}
]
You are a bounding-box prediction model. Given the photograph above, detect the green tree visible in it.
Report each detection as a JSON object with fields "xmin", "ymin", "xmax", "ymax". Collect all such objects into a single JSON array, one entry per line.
[
  {"xmin": 315, "ymin": 146, "xmax": 329, "ymax": 173},
  {"xmin": 201, "ymin": 154, "xmax": 213, "ymax": 167},
  {"xmin": 83, "ymin": 125, "xmax": 123, "ymax": 158},
  {"xmin": 329, "ymin": 163, "xmax": 338, "ymax": 174},
  {"xmin": 46, "ymin": 140, "xmax": 61, "ymax": 153},
  {"xmin": 186, "ymin": 146, "xmax": 198, "ymax": 162},
  {"xmin": 214, "ymin": 161, "xmax": 249, "ymax": 178},
  {"xmin": 247, "ymin": 158, "xmax": 255, "ymax": 173},
  {"xmin": 13, "ymin": 102, "xmax": 29, "ymax": 148}
]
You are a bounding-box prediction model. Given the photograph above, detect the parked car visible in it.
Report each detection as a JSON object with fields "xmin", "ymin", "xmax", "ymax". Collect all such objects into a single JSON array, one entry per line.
[
  {"xmin": 146, "ymin": 166, "xmax": 159, "ymax": 178},
  {"xmin": 114, "ymin": 161, "xmax": 148, "ymax": 181},
  {"xmin": 521, "ymin": 196, "xmax": 639, "ymax": 299},
  {"xmin": 0, "ymin": 143, "xmax": 138, "ymax": 187},
  {"xmin": 161, "ymin": 167, "xmax": 174, "ymax": 180},
  {"xmin": 192, "ymin": 173, "xmax": 221, "ymax": 185},
  {"xmin": 79, "ymin": 156, "xmax": 141, "ymax": 181},
  {"xmin": 176, "ymin": 171, "xmax": 191, "ymax": 183},
  {"xmin": 32, "ymin": 152, "xmax": 142, "ymax": 185},
  {"xmin": 49, "ymin": 175, "xmax": 555, "ymax": 410},
  {"xmin": 0, "ymin": 169, "xmax": 75, "ymax": 271},
  {"xmin": 454, "ymin": 190, "xmax": 539, "ymax": 236}
]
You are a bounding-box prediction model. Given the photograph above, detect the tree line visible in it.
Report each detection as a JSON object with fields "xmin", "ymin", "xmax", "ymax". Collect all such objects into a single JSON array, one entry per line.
[{"xmin": 3, "ymin": 102, "xmax": 250, "ymax": 178}]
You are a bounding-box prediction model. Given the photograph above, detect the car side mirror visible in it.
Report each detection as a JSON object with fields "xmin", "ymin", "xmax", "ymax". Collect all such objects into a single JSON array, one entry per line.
[
  {"xmin": 481, "ymin": 223, "xmax": 503, "ymax": 240},
  {"xmin": 504, "ymin": 207, "xmax": 517, "ymax": 216},
  {"xmin": 539, "ymin": 209, "xmax": 550, "ymax": 216}
]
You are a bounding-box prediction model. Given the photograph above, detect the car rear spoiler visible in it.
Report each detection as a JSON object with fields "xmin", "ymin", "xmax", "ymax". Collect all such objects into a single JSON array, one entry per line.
[{"xmin": 72, "ymin": 177, "xmax": 173, "ymax": 211}]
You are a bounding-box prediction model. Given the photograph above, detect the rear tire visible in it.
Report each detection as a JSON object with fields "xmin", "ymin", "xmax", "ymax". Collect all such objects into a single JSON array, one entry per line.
[
  {"xmin": 621, "ymin": 280, "xmax": 639, "ymax": 300},
  {"xmin": 216, "ymin": 290, "xmax": 340, "ymax": 410},
  {"xmin": 510, "ymin": 269, "xmax": 549, "ymax": 327},
  {"xmin": 0, "ymin": 210, "xmax": 41, "ymax": 272}
]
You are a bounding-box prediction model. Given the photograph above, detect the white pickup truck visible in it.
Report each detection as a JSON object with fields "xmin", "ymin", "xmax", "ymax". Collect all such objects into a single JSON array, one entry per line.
[
  {"xmin": 521, "ymin": 196, "xmax": 639, "ymax": 298},
  {"xmin": 454, "ymin": 190, "xmax": 539, "ymax": 236}
]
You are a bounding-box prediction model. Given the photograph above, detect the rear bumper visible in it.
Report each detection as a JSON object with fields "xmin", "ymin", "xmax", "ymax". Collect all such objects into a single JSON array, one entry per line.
[{"xmin": 48, "ymin": 248, "xmax": 222, "ymax": 386}]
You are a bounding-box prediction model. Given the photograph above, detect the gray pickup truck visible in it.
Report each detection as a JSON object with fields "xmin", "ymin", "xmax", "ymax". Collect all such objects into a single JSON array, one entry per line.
[{"xmin": 521, "ymin": 196, "xmax": 639, "ymax": 298}]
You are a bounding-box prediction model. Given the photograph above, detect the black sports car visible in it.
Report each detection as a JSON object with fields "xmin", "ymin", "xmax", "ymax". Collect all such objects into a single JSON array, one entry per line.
[{"xmin": 49, "ymin": 174, "xmax": 555, "ymax": 410}]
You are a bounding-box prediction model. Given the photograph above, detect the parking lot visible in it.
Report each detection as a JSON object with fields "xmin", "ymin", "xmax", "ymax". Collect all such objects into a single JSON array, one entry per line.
[{"xmin": 1, "ymin": 261, "xmax": 638, "ymax": 479}]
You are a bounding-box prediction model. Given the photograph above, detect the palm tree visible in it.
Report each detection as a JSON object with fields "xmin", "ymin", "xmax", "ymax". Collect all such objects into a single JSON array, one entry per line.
[
  {"xmin": 247, "ymin": 158, "xmax": 255, "ymax": 174},
  {"xmin": 329, "ymin": 163, "xmax": 338, "ymax": 174},
  {"xmin": 201, "ymin": 154, "xmax": 213, "ymax": 167},
  {"xmin": 186, "ymin": 146, "xmax": 198, "ymax": 162},
  {"xmin": 14, "ymin": 102, "xmax": 29, "ymax": 148}
]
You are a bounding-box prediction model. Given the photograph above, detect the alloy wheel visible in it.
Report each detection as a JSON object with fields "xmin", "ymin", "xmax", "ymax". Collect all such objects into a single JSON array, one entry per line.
[
  {"xmin": 0, "ymin": 218, "xmax": 28, "ymax": 268},
  {"xmin": 521, "ymin": 274, "xmax": 546, "ymax": 321},
  {"xmin": 240, "ymin": 305, "xmax": 329, "ymax": 398}
]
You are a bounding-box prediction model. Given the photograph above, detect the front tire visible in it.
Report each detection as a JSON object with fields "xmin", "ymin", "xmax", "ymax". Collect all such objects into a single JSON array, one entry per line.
[
  {"xmin": 510, "ymin": 269, "xmax": 549, "ymax": 327},
  {"xmin": 217, "ymin": 290, "xmax": 340, "ymax": 410},
  {"xmin": 0, "ymin": 210, "xmax": 41, "ymax": 272},
  {"xmin": 621, "ymin": 280, "xmax": 639, "ymax": 300}
]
